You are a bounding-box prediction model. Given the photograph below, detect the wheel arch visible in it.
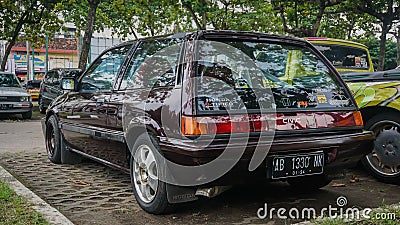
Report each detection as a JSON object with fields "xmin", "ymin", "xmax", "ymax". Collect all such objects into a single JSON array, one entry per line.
[{"xmin": 360, "ymin": 106, "xmax": 400, "ymax": 125}]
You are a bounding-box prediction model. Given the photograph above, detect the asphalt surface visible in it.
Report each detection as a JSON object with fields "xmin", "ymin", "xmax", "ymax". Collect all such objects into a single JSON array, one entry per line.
[
  {"xmin": 1, "ymin": 120, "xmax": 400, "ymax": 225},
  {"xmin": 0, "ymin": 120, "xmax": 44, "ymax": 153}
]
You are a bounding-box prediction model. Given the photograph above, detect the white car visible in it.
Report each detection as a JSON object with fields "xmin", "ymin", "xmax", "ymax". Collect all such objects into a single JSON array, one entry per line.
[{"xmin": 0, "ymin": 72, "xmax": 32, "ymax": 119}]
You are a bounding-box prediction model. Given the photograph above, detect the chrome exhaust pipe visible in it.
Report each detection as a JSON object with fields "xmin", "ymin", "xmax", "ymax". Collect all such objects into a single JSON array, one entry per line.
[{"xmin": 195, "ymin": 186, "xmax": 232, "ymax": 198}]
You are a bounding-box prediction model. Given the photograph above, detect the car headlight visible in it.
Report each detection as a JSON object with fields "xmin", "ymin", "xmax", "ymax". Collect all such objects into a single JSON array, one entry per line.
[{"xmin": 20, "ymin": 96, "xmax": 31, "ymax": 102}]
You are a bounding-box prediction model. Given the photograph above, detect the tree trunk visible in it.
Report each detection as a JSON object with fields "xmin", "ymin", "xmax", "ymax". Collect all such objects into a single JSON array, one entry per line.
[
  {"xmin": 78, "ymin": 0, "xmax": 100, "ymax": 71},
  {"xmin": 182, "ymin": 3, "xmax": 203, "ymax": 30},
  {"xmin": 312, "ymin": 2, "xmax": 326, "ymax": 36},
  {"xmin": 397, "ymin": 26, "xmax": 400, "ymax": 67},
  {"xmin": 201, "ymin": 0, "xmax": 207, "ymax": 29},
  {"xmin": 378, "ymin": 22, "xmax": 390, "ymax": 71}
]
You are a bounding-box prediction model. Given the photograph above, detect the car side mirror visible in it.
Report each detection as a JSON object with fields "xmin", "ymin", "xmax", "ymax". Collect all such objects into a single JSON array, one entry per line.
[{"xmin": 61, "ymin": 77, "xmax": 76, "ymax": 91}]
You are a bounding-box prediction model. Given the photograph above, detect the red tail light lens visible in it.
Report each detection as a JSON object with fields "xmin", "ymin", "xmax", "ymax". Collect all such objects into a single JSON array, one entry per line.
[
  {"xmin": 182, "ymin": 115, "xmax": 269, "ymax": 136},
  {"xmin": 182, "ymin": 111, "xmax": 364, "ymax": 136}
]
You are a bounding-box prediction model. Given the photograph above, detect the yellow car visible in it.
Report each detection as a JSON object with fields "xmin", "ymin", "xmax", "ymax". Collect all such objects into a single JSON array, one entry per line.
[
  {"xmin": 26, "ymin": 80, "xmax": 41, "ymax": 101},
  {"xmin": 309, "ymin": 37, "xmax": 400, "ymax": 184}
]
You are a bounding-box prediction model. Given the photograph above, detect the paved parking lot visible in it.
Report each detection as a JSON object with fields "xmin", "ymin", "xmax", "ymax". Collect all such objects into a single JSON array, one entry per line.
[{"xmin": 1, "ymin": 120, "xmax": 400, "ymax": 224}]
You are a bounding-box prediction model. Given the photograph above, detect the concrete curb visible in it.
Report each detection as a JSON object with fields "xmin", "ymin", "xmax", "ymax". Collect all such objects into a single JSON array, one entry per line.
[{"xmin": 0, "ymin": 164, "xmax": 74, "ymax": 225}]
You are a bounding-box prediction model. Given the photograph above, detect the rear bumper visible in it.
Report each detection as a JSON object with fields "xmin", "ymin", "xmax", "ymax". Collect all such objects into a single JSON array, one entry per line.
[{"xmin": 159, "ymin": 130, "xmax": 374, "ymax": 184}]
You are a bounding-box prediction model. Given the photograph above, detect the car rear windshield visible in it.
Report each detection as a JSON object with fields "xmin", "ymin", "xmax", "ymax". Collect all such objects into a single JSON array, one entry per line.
[
  {"xmin": 27, "ymin": 81, "xmax": 41, "ymax": 88},
  {"xmin": 314, "ymin": 44, "xmax": 370, "ymax": 70},
  {"xmin": 0, "ymin": 73, "xmax": 21, "ymax": 88},
  {"xmin": 194, "ymin": 40, "xmax": 354, "ymax": 112}
]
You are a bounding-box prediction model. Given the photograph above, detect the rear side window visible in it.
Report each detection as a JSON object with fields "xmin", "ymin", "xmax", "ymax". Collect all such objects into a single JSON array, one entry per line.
[
  {"xmin": 121, "ymin": 39, "xmax": 182, "ymax": 89},
  {"xmin": 195, "ymin": 40, "xmax": 354, "ymax": 112}
]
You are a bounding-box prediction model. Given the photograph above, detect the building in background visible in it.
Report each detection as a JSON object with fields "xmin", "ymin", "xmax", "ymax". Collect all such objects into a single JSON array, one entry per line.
[
  {"xmin": 10, "ymin": 38, "xmax": 78, "ymax": 81},
  {"xmin": 0, "ymin": 24, "xmax": 123, "ymax": 81}
]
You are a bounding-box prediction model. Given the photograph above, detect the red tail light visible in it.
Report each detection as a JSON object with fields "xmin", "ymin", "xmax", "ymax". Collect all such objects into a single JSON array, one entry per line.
[
  {"xmin": 181, "ymin": 111, "xmax": 364, "ymax": 136},
  {"xmin": 182, "ymin": 115, "xmax": 270, "ymax": 136}
]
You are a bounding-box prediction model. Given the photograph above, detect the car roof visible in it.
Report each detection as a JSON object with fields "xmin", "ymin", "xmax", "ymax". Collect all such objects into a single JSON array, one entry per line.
[
  {"xmin": 305, "ymin": 37, "xmax": 369, "ymax": 49},
  {"xmin": 0, "ymin": 72, "xmax": 15, "ymax": 75},
  {"xmin": 49, "ymin": 68, "xmax": 81, "ymax": 72},
  {"xmin": 114, "ymin": 30, "xmax": 310, "ymax": 48},
  {"xmin": 27, "ymin": 79, "xmax": 42, "ymax": 83}
]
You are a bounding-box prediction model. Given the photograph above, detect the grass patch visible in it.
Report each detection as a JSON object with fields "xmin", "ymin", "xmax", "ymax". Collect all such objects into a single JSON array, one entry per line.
[
  {"xmin": 316, "ymin": 205, "xmax": 399, "ymax": 225},
  {"xmin": 0, "ymin": 180, "xmax": 48, "ymax": 225}
]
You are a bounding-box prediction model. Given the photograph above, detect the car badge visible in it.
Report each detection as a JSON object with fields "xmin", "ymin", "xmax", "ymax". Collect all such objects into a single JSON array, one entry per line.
[{"xmin": 281, "ymin": 98, "xmax": 291, "ymax": 107}]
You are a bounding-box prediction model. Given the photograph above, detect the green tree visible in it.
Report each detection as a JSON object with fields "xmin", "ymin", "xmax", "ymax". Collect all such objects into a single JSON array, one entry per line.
[
  {"xmin": 271, "ymin": 0, "xmax": 344, "ymax": 37},
  {"xmin": 357, "ymin": 37, "xmax": 398, "ymax": 70},
  {"xmin": 58, "ymin": 0, "xmax": 113, "ymax": 70},
  {"xmin": 0, "ymin": 0, "xmax": 62, "ymax": 71},
  {"xmin": 317, "ymin": 2, "xmax": 379, "ymax": 39},
  {"xmin": 181, "ymin": 0, "xmax": 280, "ymax": 32},
  {"xmin": 352, "ymin": 0, "xmax": 400, "ymax": 71}
]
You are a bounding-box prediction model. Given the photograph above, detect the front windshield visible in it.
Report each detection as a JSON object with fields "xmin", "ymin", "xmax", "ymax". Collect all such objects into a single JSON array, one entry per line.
[
  {"xmin": 0, "ymin": 73, "xmax": 21, "ymax": 88},
  {"xmin": 195, "ymin": 40, "xmax": 354, "ymax": 112}
]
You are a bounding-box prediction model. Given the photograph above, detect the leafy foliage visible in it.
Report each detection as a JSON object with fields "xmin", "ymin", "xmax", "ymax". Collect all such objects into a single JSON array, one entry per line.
[
  {"xmin": 0, "ymin": 0, "xmax": 63, "ymax": 70},
  {"xmin": 357, "ymin": 38, "xmax": 398, "ymax": 70}
]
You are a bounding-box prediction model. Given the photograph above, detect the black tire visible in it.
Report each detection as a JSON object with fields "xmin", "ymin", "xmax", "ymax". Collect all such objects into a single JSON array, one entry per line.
[
  {"xmin": 288, "ymin": 174, "xmax": 332, "ymax": 191},
  {"xmin": 45, "ymin": 115, "xmax": 62, "ymax": 164},
  {"xmin": 129, "ymin": 133, "xmax": 172, "ymax": 214},
  {"xmin": 45, "ymin": 115, "xmax": 82, "ymax": 164},
  {"xmin": 22, "ymin": 110, "xmax": 32, "ymax": 119},
  {"xmin": 361, "ymin": 113, "xmax": 400, "ymax": 184},
  {"xmin": 39, "ymin": 96, "xmax": 46, "ymax": 114}
]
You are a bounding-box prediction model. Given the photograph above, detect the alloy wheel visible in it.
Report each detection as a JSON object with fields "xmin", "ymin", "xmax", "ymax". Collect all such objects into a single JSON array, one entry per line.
[{"xmin": 133, "ymin": 144, "xmax": 159, "ymax": 203}]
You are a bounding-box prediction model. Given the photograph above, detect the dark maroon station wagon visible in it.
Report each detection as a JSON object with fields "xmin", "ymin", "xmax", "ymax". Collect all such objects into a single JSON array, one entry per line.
[{"xmin": 42, "ymin": 30, "xmax": 374, "ymax": 214}]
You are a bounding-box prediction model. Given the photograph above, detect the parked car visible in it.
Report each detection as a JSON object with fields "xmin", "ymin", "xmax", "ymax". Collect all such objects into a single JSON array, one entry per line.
[
  {"xmin": 42, "ymin": 31, "xmax": 374, "ymax": 214},
  {"xmin": 309, "ymin": 37, "xmax": 400, "ymax": 183},
  {"xmin": 38, "ymin": 68, "xmax": 82, "ymax": 113},
  {"xmin": 0, "ymin": 72, "xmax": 32, "ymax": 119},
  {"xmin": 25, "ymin": 79, "xmax": 42, "ymax": 101}
]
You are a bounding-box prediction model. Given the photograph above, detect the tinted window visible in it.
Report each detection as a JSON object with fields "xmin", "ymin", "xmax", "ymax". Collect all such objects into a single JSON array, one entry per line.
[
  {"xmin": 45, "ymin": 71, "xmax": 54, "ymax": 82},
  {"xmin": 53, "ymin": 71, "xmax": 60, "ymax": 84},
  {"xmin": 81, "ymin": 45, "xmax": 132, "ymax": 91},
  {"xmin": 121, "ymin": 39, "xmax": 182, "ymax": 89},
  {"xmin": 27, "ymin": 80, "xmax": 41, "ymax": 89},
  {"xmin": 314, "ymin": 44, "xmax": 370, "ymax": 70},
  {"xmin": 195, "ymin": 40, "xmax": 353, "ymax": 112}
]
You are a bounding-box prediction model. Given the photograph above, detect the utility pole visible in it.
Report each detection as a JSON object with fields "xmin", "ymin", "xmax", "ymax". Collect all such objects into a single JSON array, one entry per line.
[
  {"xmin": 31, "ymin": 46, "xmax": 35, "ymax": 80},
  {"xmin": 26, "ymin": 41, "xmax": 30, "ymax": 82},
  {"xmin": 45, "ymin": 34, "xmax": 49, "ymax": 73}
]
